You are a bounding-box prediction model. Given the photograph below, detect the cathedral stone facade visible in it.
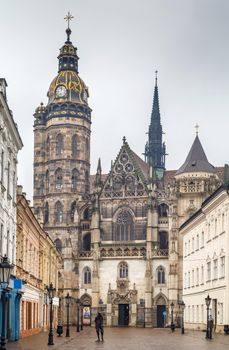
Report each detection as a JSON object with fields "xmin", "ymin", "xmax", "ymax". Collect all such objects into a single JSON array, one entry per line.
[{"xmin": 33, "ymin": 25, "xmax": 224, "ymax": 327}]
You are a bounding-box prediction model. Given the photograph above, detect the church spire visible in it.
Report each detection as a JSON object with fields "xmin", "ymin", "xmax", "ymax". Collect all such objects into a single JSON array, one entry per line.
[
  {"xmin": 58, "ymin": 12, "xmax": 79, "ymax": 73},
  {"xmin": 145, "ymin": 71, "xmax": 166, "ymax": 177}
]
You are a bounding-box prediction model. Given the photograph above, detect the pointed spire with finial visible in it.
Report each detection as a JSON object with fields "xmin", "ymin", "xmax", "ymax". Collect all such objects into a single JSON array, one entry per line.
[
  {"xmin": 144, "ymin": 70, "xmax": 166, "ymax": 172},
  {"xmin": 95, "ymin": 158, "xmax": 102, "ymax": 187},
  {"xmin": 58, "ymin": 12, "xmax": 79, "ymax": 73},
  {"xmin": 151, "ymin": 70, "xmax": 160, "ymax": 121}
]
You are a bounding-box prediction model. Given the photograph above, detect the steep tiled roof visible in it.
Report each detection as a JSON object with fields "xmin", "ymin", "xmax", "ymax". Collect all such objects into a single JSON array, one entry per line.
[{"xmin": 176, "ymin": 135, "xmax": 215, "ymax": 175}]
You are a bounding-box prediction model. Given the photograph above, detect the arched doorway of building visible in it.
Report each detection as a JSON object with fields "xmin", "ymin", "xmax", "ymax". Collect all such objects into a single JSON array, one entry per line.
[
  {"xmin": 80, "ymin": 293, "xmax": 92, "ymax": 325},
  {"xmin": 155, "ymin": 294, "xmax": 167, "ymax": 328}
]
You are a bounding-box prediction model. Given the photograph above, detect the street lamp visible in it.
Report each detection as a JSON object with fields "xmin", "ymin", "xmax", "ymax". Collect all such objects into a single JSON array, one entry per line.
[
  {"xmin": 170, "ymin": 302, "xmax": 175, "ymax": 332},
  {"xmin": 76, "ymin": 298, "xmax": 80, "ymax": 332},
  {"xmin": 205, "ymin": 295, "xmax": 211, "ymax": 339},
  {"xmin": 0, "ymin": 255, "xmax": 13, "ymax": 350},
  {"xmin": 65, "ymin": 293, "xmax": 71, "ymax": 337},
  {"xmin": 180, "ymin": 301, "xmax": 185, "ymax": 334},
  {"xmin": 46, "ymin": 282, "xmax": 56, "ymax": 346}
]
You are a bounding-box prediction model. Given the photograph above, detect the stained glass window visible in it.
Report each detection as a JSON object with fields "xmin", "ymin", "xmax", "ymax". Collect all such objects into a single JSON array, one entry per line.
[
  {"xmin": 119, "ymin": 262, "xmax": 128, "ymax": 278},
  {"xmin": 115, "ymin": 209, "xmax": 134, "ymax": 241}
]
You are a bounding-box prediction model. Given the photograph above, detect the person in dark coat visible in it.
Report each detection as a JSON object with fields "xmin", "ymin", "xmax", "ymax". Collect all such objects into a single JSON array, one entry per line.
[{"xmin": 95, "ymin": 312, "xmax": 104, "ymax": 341}]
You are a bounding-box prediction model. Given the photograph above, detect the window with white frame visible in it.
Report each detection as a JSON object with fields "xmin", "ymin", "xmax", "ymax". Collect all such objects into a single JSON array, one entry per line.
[
  {"xmin": 201, "ymin": 265, "xmax": 204, "ymax": 284},
  {"xmin": 184, "ymin": 272, "xmax": 187, "ymax": 288},
  {"xmin": 207, "ymin": 261, "xmax": 211, "ymax": 281},
  {"xmin": 185, "ymin": 242, "xmax": 187, "ymax": 257},
  {"xmin": 196, "ymin": 268, "xmax": 199, "ymax": 286},
  {"xmin": 188, "ymin": 240, "xmax": 190, "ymax": 254},
  {"xmin": 201, "ymin": 304, "xmax": 204, "ymax": 323},
  {"xmin": 222, "ymin": 213, "xmax": 225, "ymax": 232},
  {"xmin": 192, "ymin": 269, "xmax": 194, "ymax": 287},
  {"xmin": 196, "ymin": 234, "xmax": 199, "ymax": 250},
  {"xmin": 213, "ymin": 259, "xmax": 218, "ymax": 279},
  {"xmin": 220, "ymin": 256, "xmax": 225, "ymax": 278},
  {"xmin": 196, "ymin": 305, "xmax": 199, "ymax": 323},
  {"xmin": 188, "ymin": 271, "xmax": 190, "ymax": 288}
]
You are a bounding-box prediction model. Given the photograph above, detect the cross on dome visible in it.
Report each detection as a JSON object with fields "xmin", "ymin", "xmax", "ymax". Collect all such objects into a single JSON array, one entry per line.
[{"xmin": 64, "ymin": 12, "xmax": 74, "ymax": 29}]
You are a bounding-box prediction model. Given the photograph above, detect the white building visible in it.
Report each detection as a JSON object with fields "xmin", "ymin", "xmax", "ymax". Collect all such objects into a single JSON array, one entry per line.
[
  {"xmin": 181, "ymin": 183, "xmax": 229, "ymax": 332},
  {"xmin": 0, "ymin": 78, "xmax": 23, "ymax": 264}
]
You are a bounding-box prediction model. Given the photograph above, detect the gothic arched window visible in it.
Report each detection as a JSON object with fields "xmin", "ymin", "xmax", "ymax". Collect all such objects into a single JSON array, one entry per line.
[
  {"xmin": 83, "ymin": 233, "xmax": 91, "ymax": 251},
  {"xmin": 119, "ymin": 262, "xmax": 128, "ymax": 279},
  {"xmin": 158, "ymin": 203, "xmax": 169, "ymax": 217},
  {"xmin": 157, "ymin": 266, "xmax": 165, "ymax": 284},
  {"xmin": 72, "ymin": 135, "xmax": 77, "ymax": 157},
  {"xmin": 44, "ymin": 202, "xmax": 49, "ymax": 224},
  {"xmin": 70, "ymin": 201, "xmax": 76, "ymax": 223},
  {"xmin": 55, "ymin": 168, "xmax": 63, "ymax": 189},
  {"xmin": 45, "ymin": 170, "xmax": 49, "ymax": 193},
  {"xmin": 115, "ymin": 209, "xmax": 134, "ymax": 241},
  {"xmin": 83, "ymin": 267, "xmax": 91, "ymax": 284},
  {"xmin": 56, "ymin": 133, "xmax": 64, "ymax": 156},
  {"xmin": 71, "ymin": 168, "xmax": 79, "ymax": 190},
  {"xmin": 54, "ymin": 238, "xmax": 62, "ymax": 252},
  {"xmin": 159, "ymin": 231, "xmax": 168, "ymax": 249},
  {"xmin": 55, "ymin": 201, "xmax": 63, "ymax": 223}
]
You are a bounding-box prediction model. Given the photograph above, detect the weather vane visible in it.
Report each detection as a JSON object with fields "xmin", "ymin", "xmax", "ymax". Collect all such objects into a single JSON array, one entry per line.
[
  {"xmin": 195, "ymin": 123, "xmax": 199, "ymax": 135},
  {"xmin": 64, "ymin": 12, "xmax": 74, "ymax": 29}
]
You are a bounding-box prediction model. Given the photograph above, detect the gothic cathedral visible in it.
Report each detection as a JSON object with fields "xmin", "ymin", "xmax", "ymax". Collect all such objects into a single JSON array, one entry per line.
[{"xmin": 33, "ymin": 24, "xmax": 223, "ymax": 327}]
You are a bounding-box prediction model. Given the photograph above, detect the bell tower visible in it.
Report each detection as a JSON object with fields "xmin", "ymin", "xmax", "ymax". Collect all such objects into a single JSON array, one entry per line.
[{"xmin": 33, "ymin": 14, "xmax": 92, "ymax": 309}]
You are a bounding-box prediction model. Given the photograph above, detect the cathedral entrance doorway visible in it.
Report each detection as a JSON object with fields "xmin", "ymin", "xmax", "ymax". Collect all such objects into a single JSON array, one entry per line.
[
  {"xmin": 157, "ymin": 305, "xmax": 166, "ymax": 328},
  {"xmin": 118, "ymin": 304, "xmax": 129, "ymax": 326}
]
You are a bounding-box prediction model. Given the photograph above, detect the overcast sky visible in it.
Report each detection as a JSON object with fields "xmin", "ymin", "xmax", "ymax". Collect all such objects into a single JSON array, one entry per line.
[{"xmin": 1, "ymin": 0, "xmax": 228, "ymax": 201}]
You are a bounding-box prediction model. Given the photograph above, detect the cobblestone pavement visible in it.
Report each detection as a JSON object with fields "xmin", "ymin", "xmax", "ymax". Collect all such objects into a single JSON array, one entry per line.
[{"xmin": 6, "ymin": 327, "xmax": 229, "ymax": 350}]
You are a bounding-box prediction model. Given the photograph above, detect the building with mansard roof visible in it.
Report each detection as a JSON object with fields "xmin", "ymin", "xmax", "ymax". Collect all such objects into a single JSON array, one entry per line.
[{"xmin": 33, "ymin": 23, "xmax": 225, "ymax": 328}]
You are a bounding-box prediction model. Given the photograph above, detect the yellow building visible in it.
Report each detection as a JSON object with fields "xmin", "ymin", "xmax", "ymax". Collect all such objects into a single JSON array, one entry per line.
[{"xmin": 16, "ymin": 185, "xmax": 61, "ymax": 337}]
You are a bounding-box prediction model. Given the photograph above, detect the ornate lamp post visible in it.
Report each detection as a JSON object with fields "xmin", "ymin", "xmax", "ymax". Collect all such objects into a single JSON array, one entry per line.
[
  {"xmin": 205, "ymin": 295, "xmax": 211, "ymax": 339},
  {"xmin": 46, "ymin": 282, "xmax": 56, "ymax": 346},
  {"xmin": 170, "ymin": 302, "xmax": 175, "ymax": 332},
  {"xmin": 180, "ymin": 301, "xmax": 185, "ymax": 334},
  {"xmin": 65, "ymin": 293, "xmax": 71, "ymax": 337},
  {"xmin": 0, "ymin": 256, "xmax": 13, "ymax": 350},
  {"xmin": 76, "ymin": 298, "xmax": 80, "ymax": 332}
]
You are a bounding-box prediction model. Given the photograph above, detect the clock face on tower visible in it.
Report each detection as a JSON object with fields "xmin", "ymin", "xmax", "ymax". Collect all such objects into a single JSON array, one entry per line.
[{"xmin": 56, "ymin": 85, "xmax": 67, "ymax": 98}]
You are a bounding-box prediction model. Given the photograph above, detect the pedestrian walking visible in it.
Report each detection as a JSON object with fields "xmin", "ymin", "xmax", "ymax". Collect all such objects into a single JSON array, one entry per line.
[{"xmin": 95, "ymin": 312, "xmax": 104, "ymax": 342}]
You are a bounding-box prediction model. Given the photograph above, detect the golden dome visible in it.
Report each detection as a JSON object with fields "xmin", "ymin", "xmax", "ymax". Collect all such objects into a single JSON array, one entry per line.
[
  {"xmin": 35, "ymin": 102, "xmax": 46, "ymax": 115},
  {"xmin": 47, "ymin": 70, "xmax": 89, "ymax": 105}
]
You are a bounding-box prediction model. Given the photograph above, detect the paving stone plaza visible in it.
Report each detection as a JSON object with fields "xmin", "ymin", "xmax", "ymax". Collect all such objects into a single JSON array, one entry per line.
[{"xmin": 6, "ymin": 328, "xmax": 229, "ymax": 350}]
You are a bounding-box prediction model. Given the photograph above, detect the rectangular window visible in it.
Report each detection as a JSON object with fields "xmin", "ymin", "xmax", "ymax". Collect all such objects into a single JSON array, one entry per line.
[
  {"xmin": 196, "ymin": 268, "xmax": 199, "ymax": 286},
  {"xmin": 7, "ymin": 161, "xmax": 10, "ymax": 196},
  {"xmin": 201, "ymin": 265, "xmax": 204, "ymax": 284},
  {"xmin": 196, "ymin": 305, "xmax": 199, "ymax": 323},
  {"xmin": 188, "ymin": 271, "xmax": 190, "ymax": 288},
  {"xmin": 207, "ymin": 262, "xmax": 211, "ymax": 281},
  {"xmin": 220, "ymin": 256, "xmax": 225, "ymax": 278},
  {"xmin": 222, "ymin": 214, "xmax": 225, "ymax": 232},
  {"xmin": 214, "ymin": 219, "xmax": 217, "ymax": 236},
  {"xmin": 6, "ymin": 230, "xmax": 10, "ymax": 258},
  {"xmin": 213, "ymin": 259, "xmax": 218, "ymax": 279},
  {"xmin": 184, "ymin": 273, "xmax": 187, "ymax": 288},
  {"xmin": 192, "ymin": 237, "xmax": 194, "ymax": 252},
  {"xmin": 196, "ymin": 234, "xmax": 199, "ymax": 250},
  {"xmin": 192, "ymin": 270, "xmax": 194, "ymax": 287},
  {"xmin": 188, "ymin": 240, "xmax": 190, "ymax": 254},
  {"xmin": 185, "ymin": 242, "xmax": 187, "ymax": 256}
]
